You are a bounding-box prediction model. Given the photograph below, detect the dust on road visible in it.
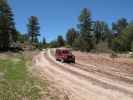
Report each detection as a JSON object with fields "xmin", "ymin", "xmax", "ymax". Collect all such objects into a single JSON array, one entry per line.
[{"xmin": 33, "ymin": 49, "xmax": 133, "ymax": 100}]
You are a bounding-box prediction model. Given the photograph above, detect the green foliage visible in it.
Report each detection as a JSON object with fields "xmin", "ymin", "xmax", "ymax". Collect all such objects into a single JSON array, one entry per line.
[
  {"xmin": 39, "ymin": 37, "xmax": 48, "ymax": 49},
  {"xmin": 111, "ymin": 37, "xmax": 126, "ymax": 52},
  {"xmin": 93, "ymin": 21, "xmax": 102, "ymax": 43},
  {"xmin": 57, "ymin": 35, "xmax": 65, "ymax": 47},
  {"xmin": 0, "ymin": 54, "xmax": 45, "ymax": 100},
  {"xmin": 110, "ymin": 52, "xmax": 118, "ymax": 58},
  {"xmin": 0, "ymin": 1, "xmax": 132, "ymax": 54},
  {"xmin": 93, "ymin": 21, "xmax": 111, "ymax": 43},
  {"xmin": 93, "ymin": 41, "xmax": 112, "ymax": 53},
  {"xmin": 111, "ymin": 22, "xmax": 133, "ymax": 52},
  {"xmin": 112, "ymin": 18, "xmax": 128, "ymax": 35},
  {"xmin": 66, "ymin": 28, "xmax": 78, "ymax": 46},
  {"xmin": 131, "ymin": 42, "xmax": 133, "ymax": 52},
  {"xmin": 17, "ymin": 33, "xmax": 29, "ymax": 43},
  {"xmin": 123, "ymin": 22, "xmax": 133, "ymax": 45},
  {"xmin": 42, "ymin": 37, "xmax": 46, "ymax": 45},
  {"xmin": 0, "ymin": 0, "xmax": 17, "ymax": 49},
  {"xmin": 64, "ymin": 44, "xmax": 71, "ymax": 48},
  {"xmin": 27, "ymin": 16, "xmax": 40, "ymax": 45},
  {"xmin": 49, "ymin": 40, "xmax": 58, "ymax": 48},
  {"xmin": 78, "ymin": 8, "xmax": 94, "ymax": 51},
  {"xmin": 36, "ymin": 38, "xmax": 48, "ymax": 50},
  {"xmin": 72, "ymin": 37, "xmax": 81, "ymax": 50}
]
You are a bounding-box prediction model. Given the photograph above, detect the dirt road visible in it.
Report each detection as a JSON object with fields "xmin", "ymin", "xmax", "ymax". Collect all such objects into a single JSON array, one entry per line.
[{"xmin": 34, "ymin": 49, "xmax": 133, "ymax": 100}]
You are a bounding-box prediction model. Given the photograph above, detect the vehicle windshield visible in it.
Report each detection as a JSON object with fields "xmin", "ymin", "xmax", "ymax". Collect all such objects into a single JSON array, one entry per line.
[{"xmin": 63, "ymin": 50, "xmax": 71, "ymax": 54}]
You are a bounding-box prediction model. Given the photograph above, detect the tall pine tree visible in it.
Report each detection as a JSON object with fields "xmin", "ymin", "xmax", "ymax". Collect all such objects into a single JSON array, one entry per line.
[
  {"xmin": 66, "ymin": 28, "xmax": 78, "ymax": 46},
  {"xmin": 78, "ymin": 8, "xmax": 93, "ymax": 51},
  {"xmin": 27, "ymin": 16, "xmax": 40, "ymax": 48},
  {"xmin": 93, "ymin": 21, "xmax": 102, "ymax": 44},
  {"xmin": 0, "ymin": 0, "xmax": 17, "ymax": 50},
  {"xmin": 112, "ymin": 18, "xmax": 128, "ymax": 36},
  {"xmin": 93, "ymin": 21, "xmax": 111, "ymax": 43},
  {"xmin": 57, "ymin": 35, "xmax": 65, "ymax": 47}
]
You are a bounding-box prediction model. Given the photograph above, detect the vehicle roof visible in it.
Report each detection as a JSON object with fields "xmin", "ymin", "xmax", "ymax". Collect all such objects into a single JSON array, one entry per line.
[{"xmin": 56, "ymin": 48, "xmax": 70, "ymax": 51}]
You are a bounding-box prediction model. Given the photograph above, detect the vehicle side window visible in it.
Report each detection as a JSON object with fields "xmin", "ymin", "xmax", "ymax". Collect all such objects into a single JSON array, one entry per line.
[
  {"xmin": 63, "ymin": 50, "xmax": 69, "ymax": 54},
  {"xmin": 59, "ymin": 51, "xmax": 62, "ymax": 54},
  {"xmin": 56, "ymin": 50, "xmax": 58, "ymax": 54},
  {"xmin": 56, "ymin": 50, "xmax": 61, "ymax": 55}
]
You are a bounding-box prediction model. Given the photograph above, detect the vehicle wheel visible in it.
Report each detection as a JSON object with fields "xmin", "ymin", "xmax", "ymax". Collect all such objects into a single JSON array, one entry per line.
[
  {"xmin": 61, "ymin": 59, "xmax": 64, "ymax": 63},
  {"xmin": 72, "ymin": 60, "xmax": 75, "ymax": 63}
]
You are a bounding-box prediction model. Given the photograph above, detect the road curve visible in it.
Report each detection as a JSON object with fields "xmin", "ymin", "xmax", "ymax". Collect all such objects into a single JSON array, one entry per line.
[{"xmin": 34, "ymin": 49, "xmax": 133, "ymax": 100}]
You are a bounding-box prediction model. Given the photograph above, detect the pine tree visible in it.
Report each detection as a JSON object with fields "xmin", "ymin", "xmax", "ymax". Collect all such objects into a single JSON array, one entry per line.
[
  {"xmin": 57, "ymin": 35, "xmax": 65, "ymax": 47},
  {"xmin": 0, "ymin": 0, "xmax": 17, "ymax": 50},
  {"xmin": 78, "ymin": 8, "xmax": 93, "ymax": 51},
  {"xmin": 27, "ymin": 16, "xmax": 40, "ymax": 46},
  {"xmin": 66, "ymin": 28, "xmax": 78, "ymax": 46},
  {"xmin": 112, "ymin": 18, "xmax": 128, "ymax": 36},
  {"xmin": 93, "ymin": 21, "xmax": 111, "ymax": 43},
  {"xmin": 93, "ymin": 21, "xmax": 102, "ymax": 44},
  {"xmin": 42, "ymin": 37, "xmax": 46, "ymax": 45}
]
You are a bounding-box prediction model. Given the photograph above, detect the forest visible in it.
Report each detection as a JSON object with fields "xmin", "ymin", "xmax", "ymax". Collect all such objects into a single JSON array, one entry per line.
[{"xmin": 0, "ymin": 0, "xmax": 133, "ymax": 53}]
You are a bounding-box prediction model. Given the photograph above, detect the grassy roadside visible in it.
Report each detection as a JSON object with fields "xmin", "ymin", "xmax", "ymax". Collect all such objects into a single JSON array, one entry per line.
[{"xmin": 0, "ymin": 52, "xmax": 59, "ymax": 100}]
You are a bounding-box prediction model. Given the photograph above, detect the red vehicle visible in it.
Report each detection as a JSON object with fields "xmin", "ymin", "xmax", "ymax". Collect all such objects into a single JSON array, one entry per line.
[{"xmin": 55, "ymin": 48, "xmax": 75, "ymax": 63}]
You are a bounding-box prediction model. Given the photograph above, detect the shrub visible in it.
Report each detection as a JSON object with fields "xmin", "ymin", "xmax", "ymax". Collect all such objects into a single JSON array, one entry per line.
[
  {"xmin": 131, "ymin": 42, "xmax": 133, "ymax": 52},
  {"xmin": 110, "ymin": 52, "xmax": 118, "ymax": 58},
  {"xmin": 93, "ymin": 41, "xmax": 112, "ymax": 53},
  {"xmin": 64, "ymin": 44, "xmax": 71, "ymax": 48},
  {"xmin": 72, "ymin": 38, "xmax": 81, "ymax": 50}
]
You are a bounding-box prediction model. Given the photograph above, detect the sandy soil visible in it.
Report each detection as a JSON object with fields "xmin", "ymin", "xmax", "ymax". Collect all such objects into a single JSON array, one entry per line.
[
  {"xmin": 73, "ymin": 51, "xmax": 133, "ymax": 80},
  {"xmin": 33, "ymin": 49, "xmax": 133, "ymax": 100}
]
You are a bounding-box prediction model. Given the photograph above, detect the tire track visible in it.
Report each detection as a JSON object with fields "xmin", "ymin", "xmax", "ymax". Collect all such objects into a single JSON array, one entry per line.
[
  {"xmin": 51, "ymin": 49, "xmax": 133, "ymax": 85},
  {"xmin": 71, "ymin": 63, "xmax": 133, "ymax": 85},
  {"xmin": 46, "ymin": 49, "xmax": 133, "ymax": 98}
]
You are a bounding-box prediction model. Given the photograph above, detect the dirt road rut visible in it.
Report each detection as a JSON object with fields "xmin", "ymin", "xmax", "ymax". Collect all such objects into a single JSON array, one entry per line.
[{"xmin": 34, "ymin": 49, "xmax": 133, "ymax": 100}]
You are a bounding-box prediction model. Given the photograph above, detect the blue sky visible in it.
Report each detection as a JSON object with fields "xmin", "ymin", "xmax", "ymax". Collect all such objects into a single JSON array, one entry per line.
[{"xmin": 9, "ymin": 0, "xmax": 133, "ymax": 42}]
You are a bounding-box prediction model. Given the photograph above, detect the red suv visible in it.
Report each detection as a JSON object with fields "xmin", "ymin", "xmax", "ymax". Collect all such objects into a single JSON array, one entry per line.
[{"xmin": 55, "ymin": 48, "xmax": 75, "ymax": 63}]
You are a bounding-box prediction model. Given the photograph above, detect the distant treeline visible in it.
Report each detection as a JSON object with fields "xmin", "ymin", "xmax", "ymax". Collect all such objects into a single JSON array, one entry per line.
[
  {"xmin": 50, "ymin": 8, "xmax": 133, "ymax": 53},
  {"xmin": 0, "ymin": 0, "xmax": 133, "ymax": 52},
  {"xmin": 0, "ymin": 0, "xmax": 41, "ymax": 51}
]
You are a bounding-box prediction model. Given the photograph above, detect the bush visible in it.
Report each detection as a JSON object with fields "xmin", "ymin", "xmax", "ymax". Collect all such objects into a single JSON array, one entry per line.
[
  {"xmin": 72, "ymin": 38, "xmax": 81, "ymax": 50},
  {"xmin": 93, "ymin": 41, "xmax": 112, "ymax": 53},
  {"xmin": 131, "ymin": 42, "xmax": 133, "ymax": 52},
  {"xmin": 130, "ymin": 54, "xmax": 133, "ymax": 58},
  {"xmin": 72, "ymin": 37, "xmax": 94, "ymax": 52},
  {"xmin": 129, "ymin": 42, "xmax": 133, "ymax": 58},
  {"xmin": 110, "ymin": 52, "xmax": 118, "ymax": 58},
  {"xmin": 64, "ymin": 44, "xmax": 71, "ymax": 48}
]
